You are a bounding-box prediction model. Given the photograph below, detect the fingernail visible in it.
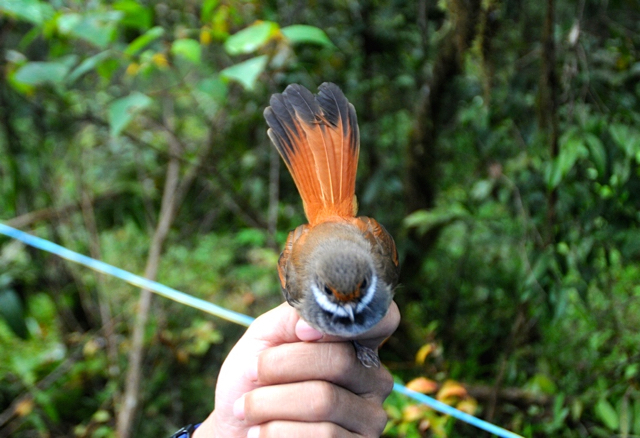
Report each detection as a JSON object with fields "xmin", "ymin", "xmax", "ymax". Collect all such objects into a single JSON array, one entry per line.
[
  {"xmin": 247, "ymin": 425, "xmax": 260, "ymax": 438},
  {"xmin": 295, "ymin": 319, "xmax": 323, "ymax": 341},
  {"xmin": 246, "ymin": 355, "xmax": 258, "ymax": 382},
  {"xmin": 233, "ymin": 394, "xmax": 245, "ymax": 420}
]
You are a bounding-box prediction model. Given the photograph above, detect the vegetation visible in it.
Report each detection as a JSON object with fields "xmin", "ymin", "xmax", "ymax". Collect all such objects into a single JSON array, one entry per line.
[{"xmin": 1, "ymin": 0, "xmax": 639, "ymax": 437}]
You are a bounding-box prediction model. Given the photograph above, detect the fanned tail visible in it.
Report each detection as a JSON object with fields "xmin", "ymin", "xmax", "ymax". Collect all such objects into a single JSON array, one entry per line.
[{"xmin": 264, "ymin": 83, "xmax": 360, "ymax": 225}]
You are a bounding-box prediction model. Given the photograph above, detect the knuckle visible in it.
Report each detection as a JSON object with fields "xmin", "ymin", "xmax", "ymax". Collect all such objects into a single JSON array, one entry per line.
[
  {"xmin": 324, "ymin": 343, "xmax": 353, "ymax": 373},
  {"xmin": 378, "ymin": 369, "xmax": 395, "ymax": 398},
  {"xmin": 317, "ymin": 422, "xmax": 342, "ymax": 438},
  {"xmin": 242, "ymin": 392, "xmax": 255, "ymax": 418},
  {"xmin": 371, "ymin": 405, "xmax": 390, "ymax": 435},
  {"xmin": 308, "ymin": 381, "xmax": 339, "ymax": 419}
]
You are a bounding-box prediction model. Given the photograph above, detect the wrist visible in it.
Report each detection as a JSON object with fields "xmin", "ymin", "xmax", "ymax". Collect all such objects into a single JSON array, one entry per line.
[{"xmin": 170, "ymin": 423, "xmax": 200, "ymax": 438}]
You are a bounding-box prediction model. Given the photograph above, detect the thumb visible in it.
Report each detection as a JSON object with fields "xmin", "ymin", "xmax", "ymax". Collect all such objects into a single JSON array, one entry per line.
[{"xmin": 244, "ymin": 302, "xmax": 323, "ymax": 348}]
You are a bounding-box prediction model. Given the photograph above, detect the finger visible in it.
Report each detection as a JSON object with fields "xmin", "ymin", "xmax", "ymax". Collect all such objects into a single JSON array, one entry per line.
[
  {"xmin": 297, "ymin": 301, "xmax": 401, "ymax": 350},
  {"xmin": 241, "ymin": 381, "xmax": 388, "ymax": 436},
  {"xmin": 256, "ymin": 342, "xmax": 394, "ymax": 401},
  {"xmin": 248, "ymin": 421, "xmax": 356, "ymax": 438},
  {"xmin": 244, "ymin": 303, "xmax": 319, "ymax": 348}
]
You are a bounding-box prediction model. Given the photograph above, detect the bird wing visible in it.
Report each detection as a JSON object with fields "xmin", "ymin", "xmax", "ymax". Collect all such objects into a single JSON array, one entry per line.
[
  {"xmin": 277, "ymin": 224, "xmax": 310, "ymax": 305},
  {"xmin": 351, "ymin": 216, "xmax": 400, "ymax": 288}
]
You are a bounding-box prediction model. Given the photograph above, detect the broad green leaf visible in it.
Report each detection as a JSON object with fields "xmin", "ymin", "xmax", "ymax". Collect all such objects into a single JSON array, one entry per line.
[
  {"xmin": 197, "ymin": 77, "xmax": 228, "ymax": 103},
  {"xmin": 470, "ymin": 179, "xmax": 494, "ymax": 200},
  {"xmin": 526, "ymin": 373, "xmax": 557, "ymax": 394},
  {"xmin": 171, "ymin": 39, "xmax": 201, "ymax": 64},
  {"xmin": 13, "ymin": 61, "xmax": 70, "ymax": 85},
  {"xmin": 92, "ymin": 409, "xmax": 111, "ymax": 423},
  {"xmin": 281, "ymin": 25, "xmax": 334, "ymax": 47},
  {"xmin": 585, "ymin": 133, "xmax": 607, "ymax": 177},
  {"xmin": 124, "ymin": 26, "xmax": 165, "ymax": 56},
  {"xmin": 0, "ymin": 0, "xmax": 53, "ymax": 25},
  {"xmin": 595, "ymin": 398, "xmax": 619, "ymax": 431},
  {"xmin": 0, "ymin": 288, "xmax": 29, "ymax": 339},
  {"xmin": 57, "ymin": 11, "xmax": 122, "ymax": 49},
  {"xmin": 201, "ymin": 0, "xmax": 220, "ymax": 22},
  {"xmin": 97, "ymin": 58, "xmax": 119, "ymax": 80},
  {"xmin": 194, "ymin": 77, "xmax": 228, "ymax": 118},
  {"xmin": 224, "ymin": 21, "xmax": 278, "ymax": 55},
  {"xmin": 544, "ymin": 160, "xmax": 563, "ymax": 190},
  {"xmin": 610, "ymin": 123, "xmax": 640, "ymax": 159},
  {"xmin": 220, "ymin": 55, "xmax": 268, "ymax": 90},
  {"xmin": 633, "ymin": 398, "xmax": 640, "ymax": 434},
  {"xmin": 109, "ymin": 92, "xmax": 152, "ymax": 137},
  {"xmin": 403, "ymin": 204, "xmax": 468, "ymax": 235},
  {"xmin": 56, "ymin": 12, "xmax": 82, "ymax": 33},
  {"xmin": 559, "ymin": 134, "xmax": 588, "ymax": 175},
  {"xmin": 67, "ymin": 50, "xmax": 112, "ymax": 83},
  {"xmin": 546, "ymin": 131, "xmax": 589, "ymax": 189},
  {"xmin": 113, "ymin": 0, "xmax": 152, "ymax": 30}
]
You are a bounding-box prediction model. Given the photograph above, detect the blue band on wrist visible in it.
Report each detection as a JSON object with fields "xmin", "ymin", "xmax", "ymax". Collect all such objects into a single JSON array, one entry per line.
[{"xmin": 170, "ymin": 423, "xmax": 200, "ymax": 438}]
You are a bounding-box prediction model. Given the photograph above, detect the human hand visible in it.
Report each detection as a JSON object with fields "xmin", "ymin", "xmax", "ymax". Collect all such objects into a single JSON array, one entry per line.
[{"xmin": 193, "ymin": 301, "xmax": 400, "ymax": 438}]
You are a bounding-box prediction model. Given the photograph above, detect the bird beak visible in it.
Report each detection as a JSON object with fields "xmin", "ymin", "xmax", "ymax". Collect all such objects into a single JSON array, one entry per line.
[{"xmin": 344, "ymin": 304, "xmax": 355, "ymax": 323}]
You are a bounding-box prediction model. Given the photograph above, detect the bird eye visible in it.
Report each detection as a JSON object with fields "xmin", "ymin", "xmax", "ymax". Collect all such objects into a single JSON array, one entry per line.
[
  {"xmin": 361, "ymin": 278, "xmax": 368, "ymax": 290},
  {"xmin": 323, "ymin": 285, "xmax": 333, "ymax": 295}
]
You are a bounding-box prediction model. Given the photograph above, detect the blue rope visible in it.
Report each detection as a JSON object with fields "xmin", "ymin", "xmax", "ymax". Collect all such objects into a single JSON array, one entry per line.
[{"xmin": 0, "ymin": 222, "xmax": 523, "ymax": 438}]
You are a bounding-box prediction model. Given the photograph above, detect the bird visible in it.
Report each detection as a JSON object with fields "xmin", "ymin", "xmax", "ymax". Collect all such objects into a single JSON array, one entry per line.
[{"xmin": 264, "ymin": 82, "xmax": 400, "ymax": 368}]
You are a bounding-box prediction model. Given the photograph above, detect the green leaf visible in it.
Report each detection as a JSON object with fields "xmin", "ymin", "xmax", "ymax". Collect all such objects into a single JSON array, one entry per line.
[
  {"xmin": 281, "ymin": 24, "xmax": 334, "ymax": 47},
  {"xmin": 109, "ymin": 92, "xmax": 153, "ymax": 137},
  {"xmin": 113, "ymin": 0, "xmax": 152, "ymax": 30},
  {"xmin": 610, "ymin": 124, "xmax": 640, "ymax": 159},
  {"xmin": 0, "ymin": 288, "xmax": 29, "ymax": 339},
  {"xmin": 171, "ymin": 39, "xmax": 201, "ymax": 64},
  {"xmin": 13, "ymin": 61, "xmax": 70, "ymax": 86},
  {"xmin": 470, "ymin": 179, "xmax": 494, "ymax": 200},
  {"xmin": 67, "ymin": 50, "xmax": 112, "ymax": 83},
  {"xmin": 527, "ymin": 373, "xmax": 557, "ymax": 395},
  {"xmin": 595, "ymin": 398, "xmax": 619, "ymax": 431},
  {"xmin": 585, "ymin": 133, "xmax": 607, "ymax": 177},
  {"xmin": 220, "ymin": 55, "xmax": 268, "ymax": 90},
  {"xmin": 57, "ymin": 11, "xmax": 122, "ymax": 49},
  {"xmin": 201, "ymin": 0, "xmax": 220, "ymax": 22},
  {"xmin": 224, "ymin": 21, "xmax": 278, "ymax": 55},
  {"xmin": 124, "ymin": 26, "xmax": 165, "ymax": 56},
  {"xmin": 194, "ymin": 77, "xmax": 228, "ymax": 118},
  {"xmin": 0, "ymin": 0, "xmax": 54, "ymax": 25},
  {"xmin": 403, "ymin": 204, "xmax": 468, "ymax": 235},
  {"xmin": 546, "ymin": 131, "xmax": 589, "ymax": 189}
]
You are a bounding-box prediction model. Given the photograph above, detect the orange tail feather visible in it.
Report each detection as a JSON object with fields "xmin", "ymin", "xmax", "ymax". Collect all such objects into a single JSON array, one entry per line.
[{"xmin": 264, "ymin": 83, "xmax": 360, "ymax": 225}]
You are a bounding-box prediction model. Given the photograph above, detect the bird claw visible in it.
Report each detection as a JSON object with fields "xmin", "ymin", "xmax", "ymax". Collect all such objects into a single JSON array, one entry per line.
[{"xmin": 353, "ymin": 341, "xmax": 380, "ymax": 368}]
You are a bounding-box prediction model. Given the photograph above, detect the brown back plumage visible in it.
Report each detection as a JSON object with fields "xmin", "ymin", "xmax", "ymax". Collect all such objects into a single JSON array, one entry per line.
[{"xmin": 264, "ymin": 83, "xmax": 360, "ymax": 225}]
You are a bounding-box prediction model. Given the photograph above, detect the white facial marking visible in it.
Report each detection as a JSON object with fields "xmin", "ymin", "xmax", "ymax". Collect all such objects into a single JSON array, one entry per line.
[
  {"xmin": 311, "ymin": 284, "xmax": 350, "ymax": 317},
  {"xmin": 356, "ymin": 274, "xmax": 377, "ymax": 313},
  {"xmin": 311, "ymin": 274, "xmax": 379, "ymax": 319}
]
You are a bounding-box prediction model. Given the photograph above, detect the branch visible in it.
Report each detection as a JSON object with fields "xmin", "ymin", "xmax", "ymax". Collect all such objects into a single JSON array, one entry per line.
[
  {"xmin": 116, "ymin": 105, "xmax": 182, "ymax": 438},
  {"xmin": 0, "ymin": 348, "xmax": 83, "ymax": 432},
  {"xmin": 2, "ymin": 192, "xmax": 121, "ymax": 229},
  {"xmin": 115, "ymin": 102, "xmax": 220, "ymax": 438},
  {"xmin": 467, "ymin": 384, "xmax": 552, "ymax": 407},
  {"xmin": 540, "ymin": 0, "xmax": 559, "ymax": 243}
]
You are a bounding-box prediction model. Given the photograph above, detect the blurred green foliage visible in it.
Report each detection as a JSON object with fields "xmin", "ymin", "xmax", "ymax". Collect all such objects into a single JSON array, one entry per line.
[{"xmin": 1, "ymin": 0, "xmax": 639, "ymax": 437}]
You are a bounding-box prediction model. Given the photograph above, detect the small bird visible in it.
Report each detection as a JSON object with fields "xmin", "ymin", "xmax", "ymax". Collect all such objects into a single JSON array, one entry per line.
[{"xmin": 264, "ymin": 83, "xmax": 400, "ymax": 368}]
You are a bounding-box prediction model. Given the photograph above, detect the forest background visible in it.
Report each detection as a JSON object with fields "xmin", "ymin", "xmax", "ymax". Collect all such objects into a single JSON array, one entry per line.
[{"xmin": 1, "ymin": 0, "xmax": 639, "ymax": 437}]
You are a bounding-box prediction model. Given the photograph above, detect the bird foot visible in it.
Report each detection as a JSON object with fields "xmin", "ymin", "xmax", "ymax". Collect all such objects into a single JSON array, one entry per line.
[{"xmin": 353, "ymin": 341, "xmax": 380, "ymax": 368}]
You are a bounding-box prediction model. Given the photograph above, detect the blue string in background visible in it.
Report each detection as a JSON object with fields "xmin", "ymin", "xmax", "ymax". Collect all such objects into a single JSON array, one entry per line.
[{"xmin": 0, "ymin": 223, "xmax": 524, "ymax": 438}]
